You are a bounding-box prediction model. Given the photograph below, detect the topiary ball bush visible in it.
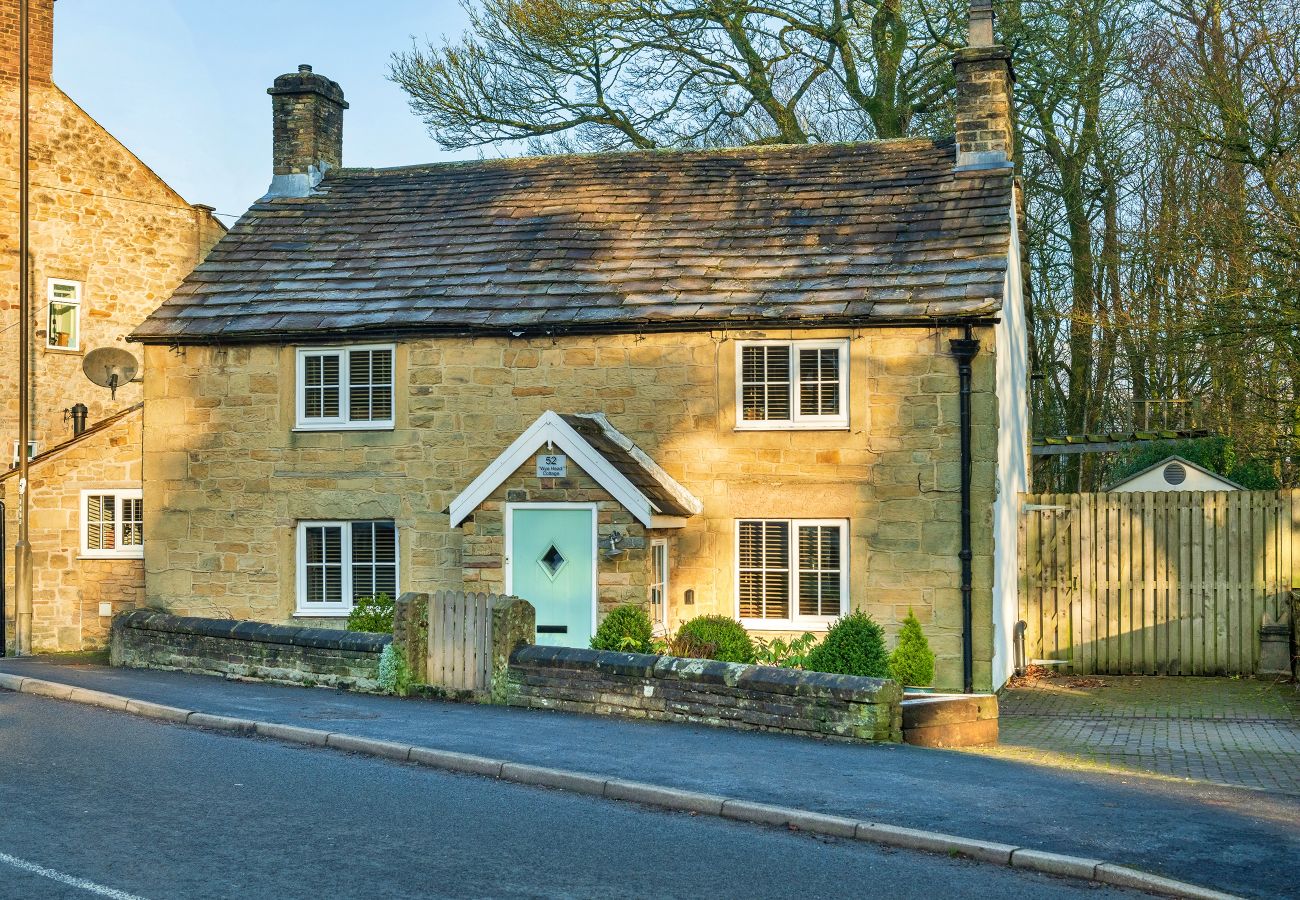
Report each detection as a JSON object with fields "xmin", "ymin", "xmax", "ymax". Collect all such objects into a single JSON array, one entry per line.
[
  {"xmin": 591, "ymin": 604, "xmax": 655, "ymax": 654},
  {"xmin": 673, "ymin": 615, "xmax": 756, "ymax": 664},
  {"xmin": 888, "ymin": 608, "xmax": 936, "ymax": 686},
  {"xmin": 804, "ymin": 610, "xmax": 889, "ymax": 678}
]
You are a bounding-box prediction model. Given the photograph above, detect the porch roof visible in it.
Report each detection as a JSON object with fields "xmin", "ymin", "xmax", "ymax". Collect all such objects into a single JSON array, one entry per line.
[{"xmin": 449, "ymin": 411, "xmax": 702, "ymax": 529}]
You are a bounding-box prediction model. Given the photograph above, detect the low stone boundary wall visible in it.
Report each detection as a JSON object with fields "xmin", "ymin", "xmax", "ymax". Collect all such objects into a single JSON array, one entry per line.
[
  {"xmin": 508, "ymin": 645, "xmax": 902, "ymax": 742},
  {"xmin": 902, "ymin": 693, "xmax": 999, "ymax": 747},
  {"xmin": 110, "ymin": 609, "xmax": 389, "ymax": 691}
]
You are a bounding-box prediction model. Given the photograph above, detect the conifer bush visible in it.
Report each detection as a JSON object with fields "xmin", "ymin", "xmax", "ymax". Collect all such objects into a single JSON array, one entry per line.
[
  {"xmin": 673, "ymin": 615, "xmax": 756, "ymax": 664},
  {"xmin": 804, "ymin": 610, "xmax": 889, "ymax": 678},
  {"xmin": 591, "ymin": 604, "xmax": 655, "ymax": 654},
  {"xmin": 888, "ymin": 609, "xmax": 936, "ymax": 686}
]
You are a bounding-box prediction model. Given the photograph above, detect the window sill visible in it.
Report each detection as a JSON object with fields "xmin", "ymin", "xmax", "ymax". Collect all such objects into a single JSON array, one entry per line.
[
  {"xmin": 78, "ymin": 552, "xmax": 144, "ymax": 561},
  {"xmin": 740, "ymin": 619, "xmax": 838, "ymax": 632},
  {"xmin": 734, "ymin": 423, "xmax": 850, "ymax": 432},
  {"xmin": 44, "ymin": 345, "xmax": 83, "ymax": 355},
  {"xmin": 293, "ymin": 423, "xmax": 395, "ymax": 433},
  {"xmin": 293, "ymin": 610, "xmax": 351, "ymax": 618}
]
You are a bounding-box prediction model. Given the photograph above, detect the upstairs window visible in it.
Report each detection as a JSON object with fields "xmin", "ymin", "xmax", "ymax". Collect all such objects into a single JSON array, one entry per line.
[
  {"xmin": 736, "ymin": 518, "xmax": 847, "ymax": 628},
  {"xmin": 81, "ymin": 489, "xmax": 144, "ymax": 559},
  {"xmin": 296, "ymin": 520, "xmax": 398, "ymax": 615},
  {"xmin": 736, "ymin": 340, "xmax": 848, "ymax": 429},
  {"xmin": 295, "ymin": 345, "xmax": 395, "ymax": 430},
  {"xmin": 10, "ymin": 440, "xmax": 37, "ymax": 469},
  {"xmin": 47, "ymin": 280, "xmax": 81, "ymax": 350}
]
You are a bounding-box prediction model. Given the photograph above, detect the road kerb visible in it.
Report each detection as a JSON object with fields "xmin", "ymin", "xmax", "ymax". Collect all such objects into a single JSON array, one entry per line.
[
  {"xmin": 603, "ymin": 780, "xmax": 728, "ymax": 816},
  {"xmin": 720, "ymin": 800, "xmax": 860, "ymax": 839},
  {"xmin": 0, "ymin": 673, "xmax": 1246, "ymax": 900},
  {"xmin": 254, "ymin": 721, "xmax": 331, "ymax": 747},
  {"xmin": 408, "ymin": 747, "xmax": 504, "ymax": 778},
  {"xmin": 124, "ymin": 698, "xmax": 193, "ymax": 723},
  {"xmin": 324, "ymin": 733, "xmax": 413, "ymax": 761},
  {"xmin": 500, "ymin": 763, "xmax": 608, "ymax": 796},
  {"xmin": 857, "ymin": 822, "xmax": 1017, "ymax": 865},
  {"xmin": 1094, "ymin": 864, "xmax": 1243, "ymax": 900},
  {"xmin": 187, "ymin": 712, "xmax": 257, "ymax": 734},
  {"xmin": 1010, "ymin": 848, "xmax": 1102, "ymax": 880}
]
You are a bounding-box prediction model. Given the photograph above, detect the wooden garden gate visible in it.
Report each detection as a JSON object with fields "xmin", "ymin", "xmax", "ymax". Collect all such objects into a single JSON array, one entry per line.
[{"xmin": 1020, "ymin": 490, "xmax": 1294, "ymax": 675}]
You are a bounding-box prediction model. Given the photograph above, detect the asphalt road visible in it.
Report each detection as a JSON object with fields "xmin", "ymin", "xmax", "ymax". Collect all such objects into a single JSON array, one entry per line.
[
  {"xmin": 3, "ymin": 659, "xmax": 1292, "ymax": 898},
  {"xmin": 0, "ymin": 691, "xmax": 1136, "ymax": 900}
]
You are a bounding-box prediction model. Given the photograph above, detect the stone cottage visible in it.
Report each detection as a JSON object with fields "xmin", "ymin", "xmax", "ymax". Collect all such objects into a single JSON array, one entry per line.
[
  {"xmin": 131, "ymin": 6, "xmax": 1029, "ymax": 690},
  {"xmin": 0, "ymin": 0, "xmax": 224, "ymax": 652}
]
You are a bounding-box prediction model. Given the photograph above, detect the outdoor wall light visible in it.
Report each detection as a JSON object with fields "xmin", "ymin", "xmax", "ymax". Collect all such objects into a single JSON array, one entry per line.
[{"xmin": 603, "ymin": 531, "xmax": 625, "ymax": 557}]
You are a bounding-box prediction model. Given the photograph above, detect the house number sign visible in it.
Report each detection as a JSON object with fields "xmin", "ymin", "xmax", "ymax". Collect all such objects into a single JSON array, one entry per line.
[{"xmin": 536, "ymin": 453, "xmax": 567, "ymax": 478}]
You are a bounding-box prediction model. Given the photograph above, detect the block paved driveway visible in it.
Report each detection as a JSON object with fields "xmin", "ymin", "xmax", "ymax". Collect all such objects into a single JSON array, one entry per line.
[{"xmin": 970, "ymin": 674, "xmax": 1300, "ymax": 795}]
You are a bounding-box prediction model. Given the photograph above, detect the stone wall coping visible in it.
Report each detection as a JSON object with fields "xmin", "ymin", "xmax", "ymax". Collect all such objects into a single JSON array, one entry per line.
[
  {"xmin": 510, "ymin": 644, "xmax": 901, "ymax": 704},
  {"xmin": 114, "ymin": 609, "xmax": 390, "ymax": 654}
]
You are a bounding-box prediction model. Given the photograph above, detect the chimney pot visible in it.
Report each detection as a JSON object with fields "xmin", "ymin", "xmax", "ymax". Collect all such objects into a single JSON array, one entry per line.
[{"xmin": 265, "ymin": 64, "xmax": 348, "ymax": 198}]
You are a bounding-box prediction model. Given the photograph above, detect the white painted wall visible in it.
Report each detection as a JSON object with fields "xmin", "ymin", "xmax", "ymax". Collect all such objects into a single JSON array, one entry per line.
[
  {"xmin": 990, "ymin": 192, "xmax": 1029, "ymax": 692},
  {"xmin": 1108, "ymin": 459, "xmax": 1240, "ymax": 493}
]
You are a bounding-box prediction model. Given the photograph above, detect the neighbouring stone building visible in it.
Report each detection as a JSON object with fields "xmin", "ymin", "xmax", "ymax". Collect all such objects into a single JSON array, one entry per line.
[
  {"xmin": 132, "ymin": 4, "xmax": 1029, "ymax": 690},
  {"xmin": 0, "ymin": 0, "xmax": 224, "ymax": 651}
]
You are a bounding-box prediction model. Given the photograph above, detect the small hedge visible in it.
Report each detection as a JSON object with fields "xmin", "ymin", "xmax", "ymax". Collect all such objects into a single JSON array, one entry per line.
[
  {"xmin": 346, "ymin": 594, "xmax": 394, "ymax": 633},
  {"xmin": 673, "ymin": 615, "xmax": 756, "ymax": 664},
  {"xmin": 889, "ymin": 609, "xmax": 936, "ymax": 686},
  {"xmin": 591, "ymin": 604, "xmax": 655, "ymax": 654},
  {"xmin": 804, "ymin": 611, "xmax": 889, "ymax": 678}
]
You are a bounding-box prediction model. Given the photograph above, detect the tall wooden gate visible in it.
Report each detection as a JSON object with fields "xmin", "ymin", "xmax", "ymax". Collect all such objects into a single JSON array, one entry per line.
[{"xmin": 1020, "ymin": 491, "xmax": 1294, "ymax": 675}]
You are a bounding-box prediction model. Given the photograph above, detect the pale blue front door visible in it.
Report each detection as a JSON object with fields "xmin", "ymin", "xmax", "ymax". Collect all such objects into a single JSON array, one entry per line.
[{"xmin": 509, "ymin": 506, "xmax": 596, "ymax": 648}]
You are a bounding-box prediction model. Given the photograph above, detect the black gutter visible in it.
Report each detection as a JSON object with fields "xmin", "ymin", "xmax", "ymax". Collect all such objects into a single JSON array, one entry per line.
[
  {"xmin": 950, "ymin": 325, "xmax": 980, "ymax": 694},
  {"xmin": 127, "ymin": 315, "xmax": 1003, "ymax": 348}
]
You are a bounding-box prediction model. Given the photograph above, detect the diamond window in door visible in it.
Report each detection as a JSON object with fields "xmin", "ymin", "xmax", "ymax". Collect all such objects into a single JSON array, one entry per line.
[{"xmin": 538, "ymin": 543, "xmax": 568, "ymax": 580}]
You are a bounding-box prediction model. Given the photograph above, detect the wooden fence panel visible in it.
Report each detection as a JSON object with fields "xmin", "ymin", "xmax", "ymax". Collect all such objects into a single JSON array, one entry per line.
[{"xmin": 1021, "ymin": 489, "xmax": 1291, "ymax": 676}]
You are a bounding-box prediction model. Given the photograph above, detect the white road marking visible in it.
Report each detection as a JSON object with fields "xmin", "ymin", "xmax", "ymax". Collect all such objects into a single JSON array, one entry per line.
[{"xmin": 0, "ymin": 851, "xmax": 150, "ymax": 900}]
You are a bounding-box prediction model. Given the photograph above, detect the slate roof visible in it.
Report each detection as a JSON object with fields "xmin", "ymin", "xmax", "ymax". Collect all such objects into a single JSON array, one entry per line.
[
  {"xmin": 131, "ymin": 138, "xmax": 1013, "ymax": 344},
  {"xmin": 558, "ymin": 414, "xmax": 702, "ymax": 518}
]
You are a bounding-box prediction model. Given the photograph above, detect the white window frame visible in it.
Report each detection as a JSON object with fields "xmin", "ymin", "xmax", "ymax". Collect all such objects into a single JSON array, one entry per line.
[
  {"xmin": 79, "ymin": 489, "xmax": 144, "ymax": 560},
  {"xmin": 10, "ymin": 440, "xmax": 38, "ymax": 468},
  {"xmin": 47, "ymin": 279, "xmax": 82, "ymax": 351},
  {"xmin": 735, "ymin": 518, "xmax": 848, "ymax": 630},
  {"xmin": 735, "ymin": 339, "xmax": 849, "ymax": 430},
  {"xmin": 295, "ymin": 520, "xmax": 400, "ymax": 616},
  {"xmin": 294, "ymin": 344, "xmax": 396, "ymax": 431},
  {"xmin": 649, "ymin": 538, "xmax": 670, "ymax": 634}
]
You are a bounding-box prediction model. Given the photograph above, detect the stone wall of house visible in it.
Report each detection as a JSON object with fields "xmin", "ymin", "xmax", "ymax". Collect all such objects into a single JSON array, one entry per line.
[
  {"xmin": 508, "ymin": 645, "xmax": 903, "ymax": 742},
  {"xmin": 1, "ymin": 407, "xmax": 143, "ymax": 651},
  {"xmin": 140, "ymin": 325, "xmax": 1000, "ymax": 690},
  {"xmin": 110, "ymin": 608, "xmax": 388, "ymax": 691},
  {"xmin": 0, "ymin": 76, "xmax": 224, "ymax": 453}
]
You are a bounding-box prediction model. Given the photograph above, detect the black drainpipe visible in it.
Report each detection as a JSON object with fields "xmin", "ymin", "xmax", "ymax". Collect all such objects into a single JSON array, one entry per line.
[{"xmin": 950, "ymin": 326, "xmax": 981, "ymax": 694}]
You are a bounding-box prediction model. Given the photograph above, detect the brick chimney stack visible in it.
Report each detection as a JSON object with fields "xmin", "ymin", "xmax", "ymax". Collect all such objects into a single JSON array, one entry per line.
[
  {"xmin": 952, "ymin": 0, "xmax": 1014, "ymax": 170},
  {"xmin": 265, "ymin": 64, "xmax": 348, "ymax": 198},
  {"xmin": 1, "ymin": 0, "xmax": 55, "ymax": 83}
]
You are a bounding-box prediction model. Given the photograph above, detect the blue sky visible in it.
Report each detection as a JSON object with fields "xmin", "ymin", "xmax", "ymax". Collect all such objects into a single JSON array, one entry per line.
[{"xmin": 55, "ymin": 0, "xmax": 476, "ymax": 222}]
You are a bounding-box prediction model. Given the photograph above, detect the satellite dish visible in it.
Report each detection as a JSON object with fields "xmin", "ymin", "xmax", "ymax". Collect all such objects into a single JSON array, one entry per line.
[{"xmin": 83, "ymin": 347, "xmax": 140, "ymax": 399}]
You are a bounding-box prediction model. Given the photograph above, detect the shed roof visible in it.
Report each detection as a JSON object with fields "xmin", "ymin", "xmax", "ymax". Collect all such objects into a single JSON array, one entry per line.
[{"xmin": 132, "ymin": 138, "xmax": 1013, "ymax": 344}]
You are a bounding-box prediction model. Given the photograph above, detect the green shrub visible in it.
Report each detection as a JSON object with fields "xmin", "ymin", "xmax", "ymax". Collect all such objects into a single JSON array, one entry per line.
[
  {"xmin": 377, "ymin": 643, "xmax": 412, "ymax": 696},
  {"xmin": 673, "ymin": 615, "xmax": 756, "ymax": 664},
  {"xmin": 347, "ymin": 593, "xmax": 395, "ymax": 633},
  {"xmin": 888, "ymin": 609, "xmax": 936, "ymax": 686},
  {"xmin": 591, "ymin": 604, "xmax": 655, "ymax": 654},
  {"xmin": 804, "ymin": 611, "xmax": 889, "ymax": 678},
  {"xmin": 754, "ymin": 632, "xmax": 819, "ymax": 668}
]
